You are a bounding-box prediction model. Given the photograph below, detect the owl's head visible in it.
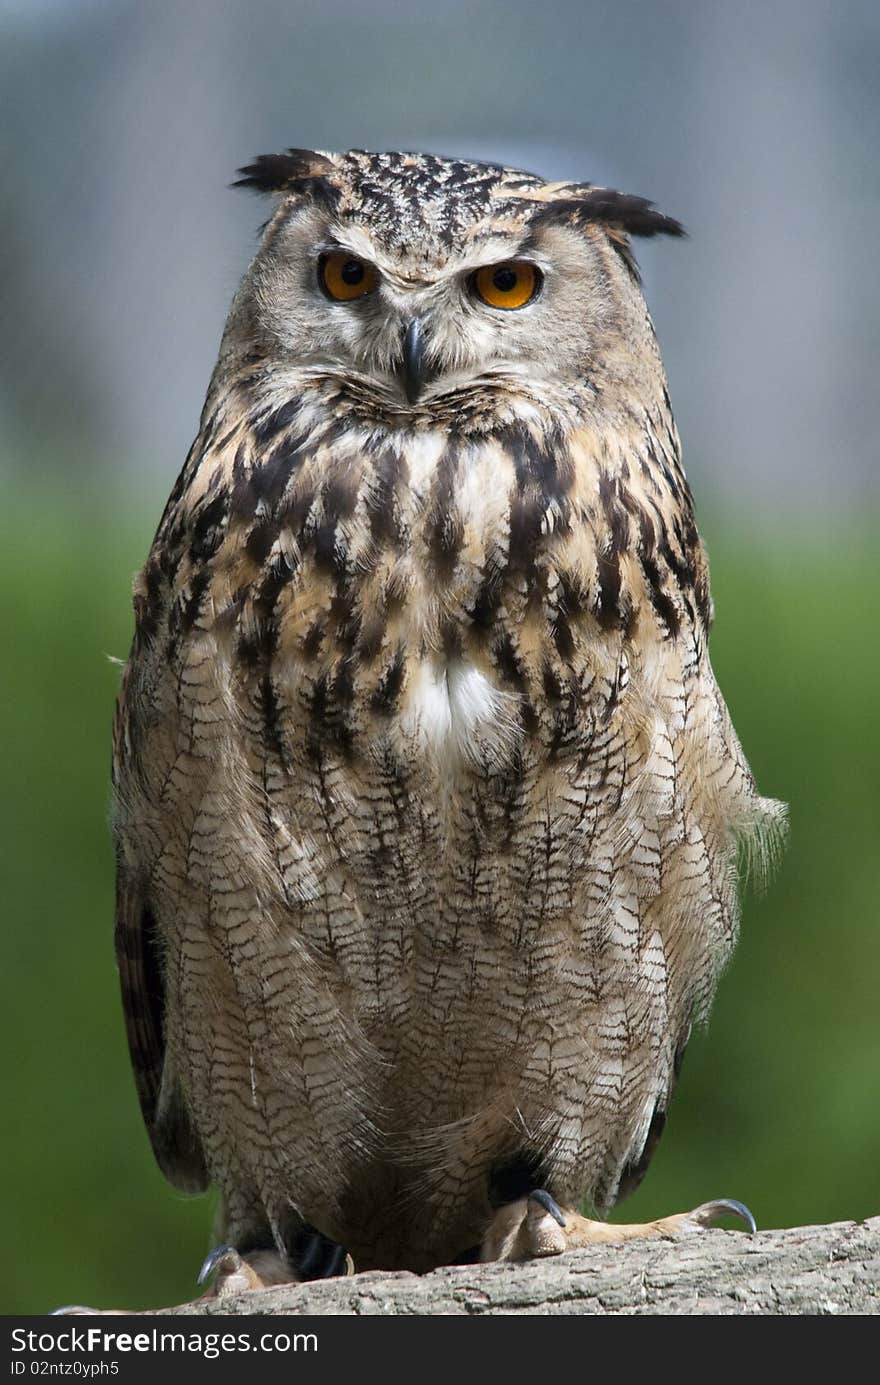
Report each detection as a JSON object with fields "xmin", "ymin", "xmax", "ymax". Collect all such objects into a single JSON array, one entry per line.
[{"xmin": 231, "ymin": 149, "xmax": 683, "ymax": 426}]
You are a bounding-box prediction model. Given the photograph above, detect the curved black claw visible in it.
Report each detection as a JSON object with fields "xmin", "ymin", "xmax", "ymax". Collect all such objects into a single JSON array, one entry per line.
[
  {"xmin": 528, "ymin": 1189, "xmax": 567, "ymax": 1228},
  {"xmin": 197, "ymin": 1244, "xmax": 241, "ymax": 1286},
  {"xmin": 691, "ymin": 1198, "xmax": 757, "ymax": 1234}
]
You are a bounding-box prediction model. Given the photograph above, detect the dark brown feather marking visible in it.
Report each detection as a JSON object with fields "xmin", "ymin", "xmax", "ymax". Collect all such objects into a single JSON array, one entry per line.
[
  {"xmin": 424, "ymin": 444, "xmax": 463, "ymax": 581},
  {"xmin": 370, "ymin": 647, "xmax": 406, "ymax": 716}
]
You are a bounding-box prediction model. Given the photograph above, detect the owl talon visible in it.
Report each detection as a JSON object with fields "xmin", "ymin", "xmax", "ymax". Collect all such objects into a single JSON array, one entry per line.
[
  {"xmin": 527, "ymin": 1189, "xmax": 567, "ymax": 1227},
  {"xmin": 197, "ymin": 1245, "xmax": 272, "ymax": 1296},
  {"xmin": 197, "ymin": 1244, "xmax": 241, "ymax": 1287},
  {"xmin": 684, "ymin": 1198, "xmax": 757, "ymax": 1234}
]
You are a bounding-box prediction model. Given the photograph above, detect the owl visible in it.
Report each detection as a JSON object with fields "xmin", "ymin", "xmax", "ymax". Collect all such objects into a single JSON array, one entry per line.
[{"xmin": 112, "ymin": 148, "xmax": 783, "ymax": 1289}]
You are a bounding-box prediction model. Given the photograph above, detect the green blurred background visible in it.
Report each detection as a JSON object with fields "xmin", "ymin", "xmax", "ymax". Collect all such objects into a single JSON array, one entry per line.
[{"xmin": 2, "ymin": 0, "xmax": 878, "ymax": 1314}]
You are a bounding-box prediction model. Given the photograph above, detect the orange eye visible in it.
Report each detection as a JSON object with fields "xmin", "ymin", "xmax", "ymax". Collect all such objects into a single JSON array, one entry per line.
[
  {"xmin": 319, "ymin": 252, "xmax": 378, "ymax": 302},
  {"xmin": 473, "ymin": 261, "xmax": 541, "ymax": 310}
]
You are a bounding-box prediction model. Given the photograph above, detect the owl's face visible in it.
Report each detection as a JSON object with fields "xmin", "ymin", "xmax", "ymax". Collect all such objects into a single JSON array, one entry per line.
[{"xmin": 235, "ymin": 151, "xmax": 683, "ymax": 423}]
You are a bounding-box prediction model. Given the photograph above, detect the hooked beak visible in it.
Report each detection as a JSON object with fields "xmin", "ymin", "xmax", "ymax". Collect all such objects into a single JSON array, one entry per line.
[{"xmin": 401, "ymin": 317, "xmax": 428, "ymax": 404}]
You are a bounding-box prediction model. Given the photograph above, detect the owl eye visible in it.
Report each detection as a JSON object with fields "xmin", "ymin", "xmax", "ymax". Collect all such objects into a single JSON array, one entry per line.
[
  {"xmin": 472, "ymin": 261, "xmax": 542, "ymax": 310},
  {"xmin": 319, "ymin": 252, "xmax": 378, "ymax": 302}
]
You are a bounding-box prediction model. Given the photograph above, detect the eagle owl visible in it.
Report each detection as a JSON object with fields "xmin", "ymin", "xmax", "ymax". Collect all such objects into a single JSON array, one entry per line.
[{"xmin": 113, "ymin": 149, "xmax": 782, "ymax": 1285}]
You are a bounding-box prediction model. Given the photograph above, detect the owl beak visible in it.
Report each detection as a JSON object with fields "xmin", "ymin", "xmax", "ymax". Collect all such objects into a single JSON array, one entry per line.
[{"xmin": 401, "ymin": 317, "xmax": 428, "ymax": 404}]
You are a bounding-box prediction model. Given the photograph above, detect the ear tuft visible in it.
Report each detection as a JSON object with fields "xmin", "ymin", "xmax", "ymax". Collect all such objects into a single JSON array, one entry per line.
[
  {"xmin": 530, "ymin": 186, "xmax": 684, "ymax": 281},
  {"xmin": 576, "ymin": 189, "xmax": 685, "ymax": 239},
  {"xmin": 233, "ymin": 148, "xmax": 336, "ymax": 194},
  {"xmin": 533, "ymin": 187, "xmax": 685, "ymax": 240}
]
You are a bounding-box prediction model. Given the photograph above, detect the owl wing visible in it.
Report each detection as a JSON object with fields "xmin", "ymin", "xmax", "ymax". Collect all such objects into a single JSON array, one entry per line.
[{"xmin": 112, "ymin": 600, "xmax": 209, "ymax": 1194}]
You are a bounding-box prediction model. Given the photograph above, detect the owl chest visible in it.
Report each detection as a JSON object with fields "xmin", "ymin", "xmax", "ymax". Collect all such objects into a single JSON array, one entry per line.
[{"xmin": 253, "ymin": 435, "xmax": 561, "ymax": 773}]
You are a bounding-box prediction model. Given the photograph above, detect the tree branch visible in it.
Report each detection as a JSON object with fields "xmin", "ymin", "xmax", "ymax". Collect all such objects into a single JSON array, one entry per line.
[{"xmin": 157, "ymin": 1218, "xmax": 879, "ymax": 1316}]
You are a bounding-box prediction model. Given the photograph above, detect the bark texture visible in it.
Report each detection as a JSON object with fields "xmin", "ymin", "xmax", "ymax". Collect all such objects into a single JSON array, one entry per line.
[{"xmin": 162, "ymin": 1218, "xmax": 879, "ymax": 1316}]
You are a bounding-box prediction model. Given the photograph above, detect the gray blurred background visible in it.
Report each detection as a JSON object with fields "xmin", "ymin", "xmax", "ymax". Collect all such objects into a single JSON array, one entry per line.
[{"xmin": 2, "ymin": 0, "xmax": 878, "ymax": 1313}]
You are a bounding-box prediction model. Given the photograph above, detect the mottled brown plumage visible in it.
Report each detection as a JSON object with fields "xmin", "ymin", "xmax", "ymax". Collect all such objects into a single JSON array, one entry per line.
[{"xmin": 113, "ymin": 149, "xmax": 783, "ymax": 1279}]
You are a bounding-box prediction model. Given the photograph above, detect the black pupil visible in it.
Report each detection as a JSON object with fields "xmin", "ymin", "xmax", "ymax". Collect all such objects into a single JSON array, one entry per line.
[
  {"xmin": 492, "ymin": 265, "xmax": 519, "ymax": 293},
  {"xmin": 341, "ymin": 260, "xmax": 365, "ymax": 286}
]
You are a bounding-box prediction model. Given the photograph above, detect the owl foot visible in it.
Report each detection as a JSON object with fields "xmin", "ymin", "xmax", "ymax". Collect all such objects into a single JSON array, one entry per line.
[
  {"xmin": 198, "ymin": 1237, "xmax": 354, "ymax": 1298},
  {"xmin": 481, "ymin": 1190, "xmax": 755, "ymax": 1261},
  {"xmin": 197, "ymin": 1245, "xmax": 285, "ymax": 1297}
]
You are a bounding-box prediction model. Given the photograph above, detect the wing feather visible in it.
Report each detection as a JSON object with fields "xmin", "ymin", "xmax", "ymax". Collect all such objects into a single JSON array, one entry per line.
[
  {"xmin": 114, "ymin": 867, "xmax": 208, "ymax": 1193},
  {"xmin": 113, "ymin": 618, "xmax": 209, "ymax": 1195}
]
